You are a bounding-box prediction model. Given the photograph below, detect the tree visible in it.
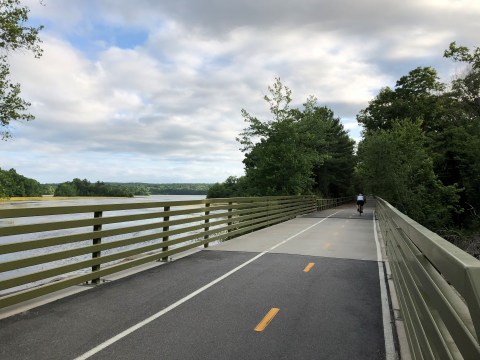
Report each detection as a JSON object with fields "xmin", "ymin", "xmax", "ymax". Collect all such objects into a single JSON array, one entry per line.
[
  {"xmin": 0, "ymin": 0, "xmax": 43, "ymax": 140},
  {"xmin": 238, "ymin": 79, "xmax": 320, "ymax": 195},
  {"xmin": 356, "ymin": 120, "xmax": 460, "ymax": 229},
  {"xmin": 355, "ymin": 42, "xmax": 480, "ymax": 256},
  {"xmin": 294, "ymin": 105, "xmax": 355, "ymax": 196},
  {"xmin": 357, "ymin": 67, "xmax": 446, "ymax": 133},
  {"xmin": 356, "ymin": 54, "xmax": 479, "ymax": 226},
  {"xmin": 54, "ymin": 178, "xmax": 134, "ymax": 197},
  {"xmin": 0, "ymin": 167, "xmax": 42, "ymax": 197},
  {"xmin": 423, "ymin": 42, "xmax": 480, "ymax": 226},
  {"xmin": 236, "ymin": 78, "xmax": 355, "ymax": 197},
  {"xmin": 42, "ymin": 184, "xmax": 55, "ymax": 195},
  {"xmin": 54, "ymin": 182, "xmax": 76, "ymax": 197},
  {"xmin": 444, "ymin": 41, "xmax": 480, "ymax": 117},
  {"xmin": 238, "ymin": 78, "xmax": 306, "ymax": 195},
  {"xmin": 206, "ymin": 176, "xmax": 249, "ymax": 198}
]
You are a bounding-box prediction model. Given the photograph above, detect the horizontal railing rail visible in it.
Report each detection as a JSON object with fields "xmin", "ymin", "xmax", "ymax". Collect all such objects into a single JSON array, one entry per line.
[
  {"xmin": 0, "ymin": 195, "xmax": 320, "ymax": 309},
  {"xmin": 317, "ymin": 196, "xmax": 355, "ymax": 210},
  {"xmin": 377, "ymin": 197, "xmax": 480, "ymax": 360}
]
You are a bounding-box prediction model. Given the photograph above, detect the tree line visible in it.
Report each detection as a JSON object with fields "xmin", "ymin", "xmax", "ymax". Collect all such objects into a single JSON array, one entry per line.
[
  {"xmin": 356, "ymin": 42, "xmax": 480, "ymax": 257},
  {"xmin": 112, "ymin": 183, "xmax": 211, "ymax": 195},
  {"xmin": 52, "ymin": 181, "xmax": 211, "ymax": 196},
  {"xmin": 53, "ymin": 179, "xmax": 136, "ymax": 197},
  {"xmin": 0, "ymin": 173, "xmax": 212, "ymax": 198},
  {"xmin": 0, "ymin": 167, "xmax": 43, "ymax": 197},
  {"xmin": 0, "ymin": 174, "xmax": 138, "ymax": 198}
]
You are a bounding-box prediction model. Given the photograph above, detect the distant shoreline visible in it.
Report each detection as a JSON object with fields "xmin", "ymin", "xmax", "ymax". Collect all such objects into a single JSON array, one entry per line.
[
  {"xmin": 1, "ymin": 194, "xmax": 208, "ymax": 202},
  {"xmin": 0, "ymin": 196, "xmax": 128, "ymax": 202}
]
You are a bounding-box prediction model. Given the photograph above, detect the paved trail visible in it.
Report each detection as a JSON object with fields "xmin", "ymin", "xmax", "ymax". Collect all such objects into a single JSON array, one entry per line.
[{"xmin": 0, "ymin": 201, "xmax": 392, "ymax": 360}]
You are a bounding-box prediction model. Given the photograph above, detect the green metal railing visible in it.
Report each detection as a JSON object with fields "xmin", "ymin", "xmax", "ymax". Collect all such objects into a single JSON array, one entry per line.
[
  {"xmin": 317, "ymin": 196, "xmax": 355, "ymax": 210},
  {"xmin": 0, "ymin": 196, "xmax": 316, "ymax": 309},
  {"xmin": 377, "ymin": 197, "xmax": 480, "ymax": 360}
]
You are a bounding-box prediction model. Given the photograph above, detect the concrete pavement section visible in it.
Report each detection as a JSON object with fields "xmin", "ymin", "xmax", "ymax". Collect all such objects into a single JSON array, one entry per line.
[
  {"xmin": 0, "ymin": 201, "xmax": 395, "ymax": 360},
  {"xmin": 207, "ymin": 206, "xmax": 377, "ymax": 261}
]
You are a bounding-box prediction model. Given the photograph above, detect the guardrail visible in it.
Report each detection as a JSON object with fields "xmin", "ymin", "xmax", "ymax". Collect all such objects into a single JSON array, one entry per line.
[
  {"xmin": 0, "ymin": 196, "xmax": 316, "ymax": 309},
  {"xmin": 317, "ymin": 196, "xmax": 355, "ymax": 210},
  {"xmin": 376, "ymin": 197, "xmax": 480, "ymax": 360}
]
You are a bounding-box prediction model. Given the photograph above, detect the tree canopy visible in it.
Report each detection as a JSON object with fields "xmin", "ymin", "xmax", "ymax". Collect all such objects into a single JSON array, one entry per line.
[
  {"xmin": 54, "ymin": 178, "xmax": 135, "ymax": 197},
  {"xmin": 208, "ymin": 78, "xmax": 355, "ymax": 198},
  {"xmin": 0, "ymin": 0, "xmax": 43, "ymax": 140},
  {"xmin": 0, "ymin": 167, "xmax": 42, "ymax": 197},
  {"xmin": 356, "ymin": 119, "xmax": 460, "ymax": 229},
  {"xmin": 357, "ymin": 66, "xmax": 446, "ymax": 133},
  {"xmin": 356, "ymin": 41, "xmax": 480, "ymax": 257}
]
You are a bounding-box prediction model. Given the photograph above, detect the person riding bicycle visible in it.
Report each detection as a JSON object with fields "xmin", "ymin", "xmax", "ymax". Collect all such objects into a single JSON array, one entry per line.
[{"xmin": 356, "ymin": 193, "xmax": 366, "ymax": 213}]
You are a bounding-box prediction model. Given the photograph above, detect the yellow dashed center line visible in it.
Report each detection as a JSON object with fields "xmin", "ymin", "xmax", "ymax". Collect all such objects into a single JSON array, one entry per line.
[
  {"xmin": 254, "ymin": 308, "xmax": 280, "ymax": 332},
  {"xmin": 303, "ymin": 262, "xmax": 315, "ymax": 272}
]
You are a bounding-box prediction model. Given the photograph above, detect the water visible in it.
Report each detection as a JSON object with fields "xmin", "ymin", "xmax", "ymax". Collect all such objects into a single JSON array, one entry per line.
[
  {"xmin": 0, "ymin": 194, "xmax": 206, "ymax": 209},
  {"xmin": 0, "ymin": 195, "xmax": 209, "ymax": 295}
]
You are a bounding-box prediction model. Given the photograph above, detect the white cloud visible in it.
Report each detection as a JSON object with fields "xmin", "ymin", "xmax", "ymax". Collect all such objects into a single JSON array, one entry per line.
[{"xmin": 1, "ymin": 0, "xmax": 479, "ymax": 183}]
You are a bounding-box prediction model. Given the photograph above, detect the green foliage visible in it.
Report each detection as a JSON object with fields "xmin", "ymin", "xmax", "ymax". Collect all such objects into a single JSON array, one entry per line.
[
  {"xmin": 297, "ymin": 105, "xmax": 355, "ymax": 197},
  {"xmin": 228, "ymin": 78, "xmax": 355, "ymax": 197},
  {"xmin": 0, "ymin": 0, "xmax": 43, "ymax": 140},
  {"xmin": 41, "ymin": 184, "xmax": 55, "ymax": 195},
  {"xmin": 0, "ymin": 167, "xmax": 42, "ymax": 197},
  {"xmin": 428, "ymin": 112, "xmax": 480, "ymax": 227},
  {"xmin": 114, "ymin": 183, "xmax": 211, "ymax": 195},
  {"xmin": 357, "ymin": 66, "xmax": 446, "ymax": 133},
  {"xmin": 357, "ymin": 120, "xmax": 461, "ymax": 229},
  {"xmin": 52, "ymin": 181, "xmax": 211, "ymax": 197},
  {"xmin": 54, "ymin": 178, "xmax": 134, "ymax": 197},
  {"xmin": 54, "ymin": 182, "xmax": 76, "ymax": 197},
  {"xmin": 444, "ymin": 41, "xmax": 480, "ymax": 118},
  {"xmin": 444, "ymin": 41, "xmax": 480, "ymax": 70},
  {"xmin": 238, "ymin": 79, "xmax": 313, "ymax": 195},
  {"xmin": 207, "ymin": 176, "xmax": 248, "ymax": 198},
  {"xmin": 356, "ymin": 42, "xmax": 480, "ymax": 256}
]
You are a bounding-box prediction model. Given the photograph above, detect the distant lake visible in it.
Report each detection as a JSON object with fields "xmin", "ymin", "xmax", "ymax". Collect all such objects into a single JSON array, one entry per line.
[{"xmin": 0, "ymin": 194, "xmax": 206, "ymax": 209}]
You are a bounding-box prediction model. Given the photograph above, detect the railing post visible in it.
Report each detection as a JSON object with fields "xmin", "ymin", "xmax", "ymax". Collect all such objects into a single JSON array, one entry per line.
[
  {"xmin": 204, "ymin": 203, "xmax": 210, "ymax": 248},
  {"xmin": 228, "ymin": 202, "xmax": 233, "ymax": 229},
  {"xmin": 227, "ymin": 202, "xmax": 233, "ymax": 237},
  {"xmin": 92, "ymin": 211, "xmax": 102, "ymax": 285},
  {"xmin": 161, "ymin": 206, "xmax": 170, "ymax": 261}
]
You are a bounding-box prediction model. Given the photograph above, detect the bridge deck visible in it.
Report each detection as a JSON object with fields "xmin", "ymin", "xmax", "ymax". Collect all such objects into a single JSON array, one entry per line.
[{"xmin": 0, "ymin": 201, "xmax": 394, "ymax": 360}]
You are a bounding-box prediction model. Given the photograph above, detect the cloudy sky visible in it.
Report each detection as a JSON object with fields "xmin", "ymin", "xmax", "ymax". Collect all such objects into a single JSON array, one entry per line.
[{"xmin": 1, "ymin": 0, "xmax": 479, "ymax": 184}]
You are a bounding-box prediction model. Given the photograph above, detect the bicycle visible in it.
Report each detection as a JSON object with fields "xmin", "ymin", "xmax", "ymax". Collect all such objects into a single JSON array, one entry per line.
[
  {"xmin": 357, "ymin": 203, "xmax": 364, "ymax": 214},
  {"xmin": 356, "ymin": 193, "xmax": 366, "ymax": 215}
]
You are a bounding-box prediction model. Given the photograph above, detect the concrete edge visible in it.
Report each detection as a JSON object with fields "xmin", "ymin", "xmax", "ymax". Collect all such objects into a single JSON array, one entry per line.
[
  {"xmin": 375, "ymin": 216, "xmax": 412, "ymax": 360},
  {"xmin": 0, "ymin": 247, "xmax": 203, "ymax": 320}
]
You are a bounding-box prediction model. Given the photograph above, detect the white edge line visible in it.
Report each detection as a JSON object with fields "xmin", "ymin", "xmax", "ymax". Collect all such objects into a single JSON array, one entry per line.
[
  {"xmin": 74, "ymin": 210, "xmax": 342, "ymax": 359},
  {"xmin": 373, "ymin": 210, "xmax": 396, "ymax": 360}
]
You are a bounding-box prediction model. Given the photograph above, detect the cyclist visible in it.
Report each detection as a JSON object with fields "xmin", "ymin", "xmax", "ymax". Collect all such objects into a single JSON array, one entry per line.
[{"xmin": 356, "ymin": 193, "xmax": 366, "ymax": 214}]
